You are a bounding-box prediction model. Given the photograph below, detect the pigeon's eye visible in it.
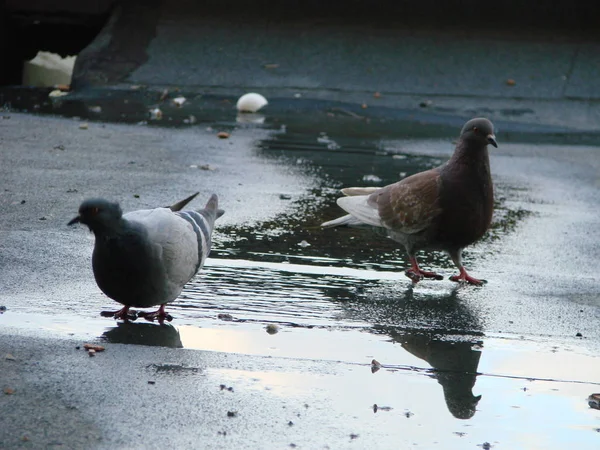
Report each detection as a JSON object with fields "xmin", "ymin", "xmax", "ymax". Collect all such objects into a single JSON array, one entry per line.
[
  {"xmin": 473, "ymin": 126, "xmax": 478, "ymax": 133},
  {"xmin": 91, "ymin": 207, "xmax": 99, "ymax": 215}
]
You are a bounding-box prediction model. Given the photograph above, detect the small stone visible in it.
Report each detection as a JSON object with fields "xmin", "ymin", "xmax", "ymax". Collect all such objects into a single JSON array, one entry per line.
[
  {"xmin": 53, "ymin": 144, "xmax": 65, "ymax": 150},
  {"xmin": 297, "ymin": 240, "xmax": 311, "ymax": 248},
  {"xmin": 88, "ymin": 349, "xmax": 96, "ymax": 357},
  {"xmin": 75, "ymin": 346, "xmax": 80, "ymax": 350},
  {"xmin": 266, "ymin": 324, "xmax": 279, "ymax": 335},
  {"xmin": 79, "ymin": 123, "xmax": 88, "ymax": 130},
  {"xmin": 350, "ymin": 433, "xmax": 359, "ymax": 440},
  {"xmin": 576, "ymin": 332, "xmax": 583, "ymax": 337},
  {"xmin": 149, "ymin": 108, "xmax": 163, "ymax": 120},
  {"xmin": 199, "ymin": 164, "xmax": 215, "ymax": 171},
  {"xmin": 20, "ymin": 200, "xmax": 26, "ymax": 204},
  {"xmin": 227, "ymin": 411, "xmax": 237, "ymax": 417},
  {"xmin": 279, "ymin": 194, "xmax": 292, "ymax": 200},
  {"xmin": 5, "ymin": 354, "xmax": 16, "ymax": 361},
  {"xmin": 371, "ymin": 359, "xmax": 382, "ymax": 373},
  {"xmin": 148, "ymin": 381, "xmax": 156, "ymax": 385},
  {"xmin": 361, "ymin": 103, "xmax": 368, "ymax": 109},
  {"xmin": 481, "ymin": 442, "xmax": 492, "ymax": 450},
  {"xmin": 4, "ymin": 387, "xmax": 15, "ymax": 395},
  {"xmin": 217, "ymin": 131, "xmax": 230, "ymax": 139},
  {"xmin": 373, "ymin": 92, "xmax": 381, "ymax": 98},
  {"xmin": 83, "ymin": 344, "xmax": 105, "ymax": 352},
  {"xmin": 172, "ymin": 96, "xmax": 186, "ymax": 107},
  {"xmin": 134, "ymin": 194, "xmax": 140, "ymax": 198},
  {"xmin": 0, "ymin": 306, "xmax": 6, "ymax": 312},
  {"xmin": 506, "ymin": 79, "xmax": 516, "ymax": 86},
  {"xmin": 217, "ymin": 313, "xmax": 234, "ymax": 321},
  {"xmin": 88, "ymin": 106, "xmax": 102, "ymax": 114},
  {"xmin": 288, "ymin": 421, "xmax": 294, "ymax": 426},
  {"xmin": 39, "ymin": 217, "xmax": 47, "ymax": 221},
  {"xmin": 419, "ymin": 100, "xmax": 433, "ymax": 108}
]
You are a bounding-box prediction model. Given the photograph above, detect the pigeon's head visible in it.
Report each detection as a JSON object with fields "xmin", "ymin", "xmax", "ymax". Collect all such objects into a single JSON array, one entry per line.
[
  {"xmin": 460, "ymin": 118, "xmax": 497, "ymax": 148},
  {"xmin": 68, "ymin": 198, "xmax": 123, "ymax": 232}
]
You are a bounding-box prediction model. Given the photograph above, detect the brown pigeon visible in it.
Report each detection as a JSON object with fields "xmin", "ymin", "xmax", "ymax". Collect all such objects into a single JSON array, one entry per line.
[{"xmin": 321, "ymin": 118, "xmax": 497, "ymax": 285}]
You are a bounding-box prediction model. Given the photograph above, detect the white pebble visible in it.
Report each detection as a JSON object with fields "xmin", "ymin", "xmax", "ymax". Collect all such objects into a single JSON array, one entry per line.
[{"xmin": 236, "ymin": 93, "xmax": 268, "ymax": 113}]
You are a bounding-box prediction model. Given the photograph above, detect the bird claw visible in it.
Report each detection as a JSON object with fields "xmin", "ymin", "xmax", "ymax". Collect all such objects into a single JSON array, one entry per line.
[
  {"xmin": 405, "ymin": 268, "xmax": 443, "ymax": 283},
  {"xmin": 449, "ymin": 274, "xmax": 487, "ymax": 286},
  {"xmin": 138, "ymin": 310, "xmax": 173, "ymax": 324},
  {"xmin": 100, "ymin": 308, "xmax": 138, "ymax": 321}
]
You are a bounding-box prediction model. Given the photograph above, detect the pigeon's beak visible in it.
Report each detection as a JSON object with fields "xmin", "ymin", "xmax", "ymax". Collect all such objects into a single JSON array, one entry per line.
[
  {"xmin": 67, "ymin": 215, "xmax": 81, "ymax": 226},
  {"xmin": 487, "ymin": 134, "xmax": 498, "ymax": 148}
]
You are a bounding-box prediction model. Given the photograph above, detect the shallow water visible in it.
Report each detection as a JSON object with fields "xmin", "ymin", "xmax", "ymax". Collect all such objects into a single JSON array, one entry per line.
[{"xmin": 1, "ymin": 104, "xmax": 600, "ymax": 448}]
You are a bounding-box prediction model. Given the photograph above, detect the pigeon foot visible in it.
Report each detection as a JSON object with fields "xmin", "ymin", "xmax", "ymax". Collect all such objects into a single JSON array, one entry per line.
[
  {"xmin": 100, "ymin": 306, "xmax": 137, "ymax": 321},
  {"xmin": 404, "ymin": 268, "xmax": 444, "ymax": 283},
  {"xmin": 449, "ymin": 268, "xmax": 486, "ymax": 286},
  {"xmin": 138, "ymin": 305, "xmax": 173, "ymax": 324}
]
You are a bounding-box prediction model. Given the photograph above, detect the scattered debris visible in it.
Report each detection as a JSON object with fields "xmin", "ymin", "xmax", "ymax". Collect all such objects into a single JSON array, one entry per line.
[
  {"xmin": 264, "ymin": 63, "xmax": 279, "ymax": 69},
  {"xmin": 4, "ymin": 387, "xmax": 15, "ymax": 395},
  {"xmin": 404, "ymin": 410, "xmax": 414, "ymax": 418},
  {"xmin": 148, "ymin": 381, "xmax": 156, "ymax": 385},
  {"xmin": 399, "ymin": 172, "xmax": 407, "ymax": 178},
  {"xmin": 172, "ymin": 96, "xmax": 186, "ymax": 107},
  {"xmin": 372, "ymin": 404, "xmax": 393, "ymax": 413},
  {"xmin": 362, "ymin": 174, "xmax": 382, "ymax": 183},
  {"xmin": 5, "ymin": 354, "xmax": 16, "ymax": 361},
  {"xmin": 88, "ymin": 105, "xmax": 102, "ymax": 114},
  {"xmin": 288, "ymin": 421, "xmax": 294, "ymax": 426},
  {"xmin": 236, "ymin": 93, "xmax": 268, "ymax": 113},
  {"xmin": 199, "ymin": 164, "xmax": 215, "ymax": 171},
  {"xmin": 217, "ymin": 313, "xmax": 234, "ymax": 321},
  {"xmin": 83, "ymin": 344, "xmax": 105, "ymax": 352},
  {"xmin": 217, "ymin": 131, "xmax": 230, "ymax": 139},
  {"xmin": 373, "ymin": 92, "xmax": 381, "ymax": 98},
  {"xmin": 506, "ymin": 79, "xmax": 516, "ymax": 86},
  {"xmin": 219, "ymin": 384, "xmax": 234, "ymax": 392},
  {"xmin": 0, "ymin": 306, "xmax": 6, "ymax": 313},
  {"xmin": 266, "ymin": 324, "xmax": 279, "ymax": 335},
  {"xmin": 159, "ymin": 89, "xmax": 169, "ymax": 101},
  {"xmin": 371, "ymin": 359, "xmax": 381, "ymax": 373},
  {"xmin": 75, "ymin": 346, "xmax": 80, "ymax": 350},
  {"xmin": 361, "ymin": 103, "xmax": 368, "ymax": 109},
  {"xmin": 20, "ymin": 200, "xmax": 26, "ymax": 204},
  {"xmin": 279, "ymin": 194, "xmax": 292, "ymax": 200},
  {"xmin": 183, "ymin": 115, "xmax": 197, "ymax": 125},
  {"xmin": 88, "ymin": 349, "xmax": 96, "ymax": 357},
  {"xmin": 298, "ymin": 240, "xmax": 311, "ymax": 248},
  {"xmin": 419, "ymin": 100, "xmax": 433, "ymax": 108},
  {"xmin": 227, "ymin": 411, "xmax": 238, "ymax": 417},
  {"xmin": 576, "ymin": 332, "xmax": 583, "ymax": 337},
  {"xmin": 453, "ymin": 432, "xmax": 466, "ymax": 437},
  {"xmin": 48, "ymin": 89, "xmax": 69, "ymax": 98},
  {"xmin": 392, "ymin": 154, "xmax": 407, "ymax": 160},
  {"xmin": 294, "ymin": 93, "xmax": 302, "ymax": 98},
  {"xmin": 54, "ymin": 84, "xmax": 70, "ymax": 91},
  {"xmin": 289, "ymin": 444, "xmax": 297, "ymax": 448},
  {"xmin": 149, "ymin": 107, "xmax": 163, "ymax": 120},
  {"xmin": 350, "ymin": 433, "xmax": 359, "ymax": 440},
  {"xmin": 78, "ymin": 123, "xmax": 88, "ymax": 130},
  {"xmin": 479, "ymin": 442, "xmax": 492, "ymax": 450},
  {"xmin": 39, "ymin": 217, "xmax": 47, "ymax": 221},
  {"xmin": 218, "ymin": 431, "xmax": 227, "ymax": 436},
  {"xmin": 53, "ymin": 144, "xmax": 65, "ymax": 150},
  {"xmin": 588, "ymin": 393, "xmax": 600, "ymax": 409}
]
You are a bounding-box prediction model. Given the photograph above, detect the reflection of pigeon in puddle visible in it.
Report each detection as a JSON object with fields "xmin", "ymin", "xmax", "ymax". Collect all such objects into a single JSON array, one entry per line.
[
  {"xmin": 400, "ymin": 333, "xmax": 482, "ymax": 419},
  {"xmin": 322, "ymin": 118, "xmax": 497, "ymax": 285},
  {"xmin": 102, "ymin": 322, "xmax": 183, "ymax": 348}
]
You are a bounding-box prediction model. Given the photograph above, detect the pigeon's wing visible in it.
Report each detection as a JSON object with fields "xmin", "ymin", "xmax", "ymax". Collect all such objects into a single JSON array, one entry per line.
[
  {"xmin": 125, "ymin": 208, "xmax": 201, "ymax": 289},
  {"xmin": 370, "ymin": 168, "xmax": 443, "ymax": 234}
]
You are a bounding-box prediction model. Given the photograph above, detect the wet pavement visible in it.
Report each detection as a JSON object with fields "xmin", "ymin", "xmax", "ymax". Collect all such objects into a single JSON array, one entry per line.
[{"xmin": 1, "ymin": 105, "xmax": 600, "ymax": 449}]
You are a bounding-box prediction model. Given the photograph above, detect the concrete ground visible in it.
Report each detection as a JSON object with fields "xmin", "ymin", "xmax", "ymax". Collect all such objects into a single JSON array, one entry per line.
[{"xmin": 1, "ymin": 7, "xmax": 600, "ymax": 449}]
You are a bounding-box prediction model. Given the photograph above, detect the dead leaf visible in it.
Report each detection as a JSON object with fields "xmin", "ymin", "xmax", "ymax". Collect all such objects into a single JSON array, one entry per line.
[{"xmin": 217, "ymin": 132, "xmax": 230, "ymax": 139}]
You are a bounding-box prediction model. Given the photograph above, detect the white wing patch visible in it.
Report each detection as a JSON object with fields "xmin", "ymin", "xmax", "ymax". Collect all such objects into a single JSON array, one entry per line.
[{"xmin": 336, "ymin": 196, "xmax": 383, "ymax": 228}]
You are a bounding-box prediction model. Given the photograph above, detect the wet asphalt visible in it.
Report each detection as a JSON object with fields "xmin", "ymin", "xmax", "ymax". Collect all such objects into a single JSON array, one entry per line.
[{"xmin": 1, "ymin": 108, "xmax": 600, "ymax": 449}]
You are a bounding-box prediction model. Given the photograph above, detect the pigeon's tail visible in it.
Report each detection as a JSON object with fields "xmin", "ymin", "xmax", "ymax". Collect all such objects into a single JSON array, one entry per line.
[
  {"xmin": 168, "ymin": 192, "xmax": 200, "ymax": 212},
  {"xmin": 321, "ymin": 214, "xmax": 364, "ymax": 228},
  {"xmin": 341, "ymin": 187, "xmax": 381, "ymax": 196},
  {"xmin": 202, "ymin": 194, "xmax": 224, "ymax": 220}
]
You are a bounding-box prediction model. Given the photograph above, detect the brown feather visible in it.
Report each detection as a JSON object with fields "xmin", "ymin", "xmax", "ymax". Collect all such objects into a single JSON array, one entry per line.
[{"xmin": 369, "ymin": 168, "xmax": 443, "ymax": 234}]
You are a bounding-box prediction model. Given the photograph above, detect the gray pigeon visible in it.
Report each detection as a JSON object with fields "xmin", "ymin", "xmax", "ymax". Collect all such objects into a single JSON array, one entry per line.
[
  {"xmin": 69, "ymin": 193, "xmax": 224, "ymax": 322},
  {"xmin": 322, "ymin": 118, "xmax": 497, "ymax": 285}
]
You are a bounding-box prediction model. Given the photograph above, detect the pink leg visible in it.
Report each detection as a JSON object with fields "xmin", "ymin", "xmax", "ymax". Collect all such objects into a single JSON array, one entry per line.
[
  {"xmin": 100, "ymin": 306, "xmax": 137, "ymax": 321},
  {"xmin": 404, "ymin": 256, "xmax": 443, "ymax": 283},
  {"xmin": 138, "ymin": 304, "xmax": 173, "ymax": 324},
  {"xmin": 449, "ymin": 251, "xmax": 485, "ymax": 286},
  {"xmin": 449, "ymin": 267, "xmax": 485, "ymax": 285}
]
